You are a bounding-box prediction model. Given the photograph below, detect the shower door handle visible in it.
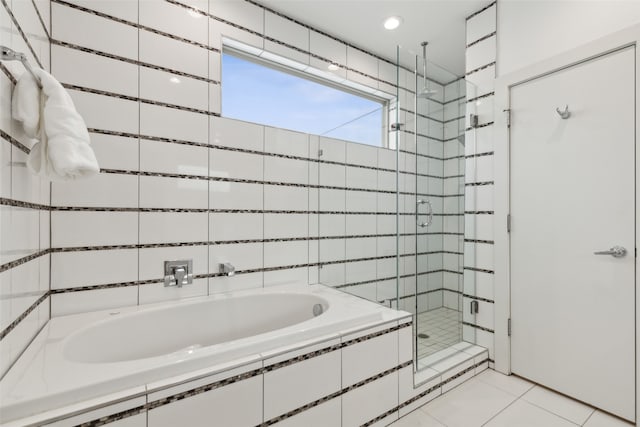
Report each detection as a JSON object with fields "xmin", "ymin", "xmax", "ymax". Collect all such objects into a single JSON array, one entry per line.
[
  {"xmin": 594, "ymin": 246, "xmax": 627, "ymax": 258},
  {"xmin": 417, "ymin": 199, "xmax": 433, "ymax": 228}
]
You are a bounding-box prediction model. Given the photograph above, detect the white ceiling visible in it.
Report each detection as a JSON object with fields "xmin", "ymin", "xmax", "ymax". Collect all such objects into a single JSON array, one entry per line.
[{"xmin": 256, "ymin": 0, "xmax": 488, "ymax": 80}]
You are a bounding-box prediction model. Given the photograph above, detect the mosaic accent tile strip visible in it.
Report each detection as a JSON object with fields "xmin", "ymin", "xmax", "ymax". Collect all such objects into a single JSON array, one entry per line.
[
  {"xmin": 0, "ymin": 129, "xmax": 31, "ymax": 154},
  {"xmin": 465, "ymin": 181, "xmax": 494, "ymax": 187},
  {"xmin": 90, "ymin": 127, "xmax": 409, "ymax": 175},
  {"xmin": 465, "ymin": 151, "xmax": 494, "ymax": 159},
  {"xmin": 462, "ymin": 322, "xmax": 495, "ymax": 333},
  {"xmin": 465, "ymin": 61, "xmax": 496, "ymax": 77},
  {"xmin": 0, "ymin": 292, "xmax": 48, "ymax": 340},
  {"xmin": 464, "ymin": 239, "xmax": 495, "ymax": 244},
  {"xmin": 462, "ymin": 294, "xmax": 495, "ymax": 304},
  {"xmin": 465, "ymin": 121, "xmax": 494, "ymax": 132},
  {"xmin": 0, "ymin": 248, "xmax": 51, "ymax": 274},
  {"xmin": 463, "ymin": 266, "xmax": 495, "ymax": 274},
  {"xmin": 464, "ymin": 210, "xmax": 494, "ymax": 215},
  {"xmin": 466, "ymin": 32, "xmax": 497, "ymax": 49},
  {"xmin": 467, "ymin": 92, "xmax": 495, "ymax": 104},
  {"xmin": 63, "ymin": 84, "xmax": 220, "ymax": 116},
  {"xmin": 0, "ymin": 62, "xmax": 17, "ymax": 84},
  {"xmin": 0, "ymin": 197, "xmax": 50, "ymax": 211}
]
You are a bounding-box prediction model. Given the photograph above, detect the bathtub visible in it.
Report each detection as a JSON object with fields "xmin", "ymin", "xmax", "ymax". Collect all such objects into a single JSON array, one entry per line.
[{"xmin": 0, "ymin": 283, "xmax": 406, "ymax": 424}]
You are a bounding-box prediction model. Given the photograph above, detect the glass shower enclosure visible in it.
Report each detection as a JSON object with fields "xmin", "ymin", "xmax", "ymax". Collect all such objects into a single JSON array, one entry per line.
[
  {"xmin": 313, "ymin": 44, "xmax": 478, "ymax": 371},
  {"xmin": 395, "ymin": 46, "xmax": 478, "ymax": 368}
]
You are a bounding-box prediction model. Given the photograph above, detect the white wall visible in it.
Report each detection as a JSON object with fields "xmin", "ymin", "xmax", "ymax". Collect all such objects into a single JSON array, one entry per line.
[{"xmin": 497, "ymin": 0, "xmax": 640, "ymax": 76}]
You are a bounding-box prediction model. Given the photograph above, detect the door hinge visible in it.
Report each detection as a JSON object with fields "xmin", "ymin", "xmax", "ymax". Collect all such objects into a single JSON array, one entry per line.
[
  {"xmin": 507, "ymin": 214, "xmax": 511, "ymax": 233},
  {"xmin": 503, "ymin": 109, "xmax": 511, "ymax": 128},
  {"xmin": 470, "ymin": 300, "xmax": 479, "ymax": 314},
  {"xmin": 507, "ymin": 318, "xmax": 512, "ymax": 337}
]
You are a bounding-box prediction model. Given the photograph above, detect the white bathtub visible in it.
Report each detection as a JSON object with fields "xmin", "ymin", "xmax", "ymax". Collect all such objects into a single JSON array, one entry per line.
[{"xmin": 0, "ymin": 283, "xmax": 403, "ymax": 424}]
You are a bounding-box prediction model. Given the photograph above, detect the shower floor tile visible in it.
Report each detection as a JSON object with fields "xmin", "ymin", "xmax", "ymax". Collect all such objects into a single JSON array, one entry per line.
[{"xmin": 416, "ymin": 307, "xmax": 462, "ymax": 359}]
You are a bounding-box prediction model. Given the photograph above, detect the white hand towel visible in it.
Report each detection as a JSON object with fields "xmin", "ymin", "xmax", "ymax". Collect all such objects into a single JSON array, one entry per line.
[
  {"xmin": 12, "ymin": 68, "xmax": 100, "ymax": 180},
  {"xmin": 11, "ymin": 71, "xmax": 40, "ymax": 138}
]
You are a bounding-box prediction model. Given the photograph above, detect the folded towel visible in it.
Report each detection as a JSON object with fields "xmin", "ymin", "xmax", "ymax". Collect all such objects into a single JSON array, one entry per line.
[
  {"xmin": 12, "ymin": 68, "xmax": 100, "ymax": 180},
  {"xmin": 11, "ymin": 71, "xmax": 40, "ymax": 138}
]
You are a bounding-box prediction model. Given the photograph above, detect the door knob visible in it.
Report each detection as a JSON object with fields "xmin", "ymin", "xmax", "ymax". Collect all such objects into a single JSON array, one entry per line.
[{"xmin": 593, "ymin": 246, "xmax": 627, "ymax": 258}]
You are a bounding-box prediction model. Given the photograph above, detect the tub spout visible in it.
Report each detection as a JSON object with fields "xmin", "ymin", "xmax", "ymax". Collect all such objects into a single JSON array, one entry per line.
[{"xmin": 219, "ymin": 262, "xmax": 235, "ymax": 277}]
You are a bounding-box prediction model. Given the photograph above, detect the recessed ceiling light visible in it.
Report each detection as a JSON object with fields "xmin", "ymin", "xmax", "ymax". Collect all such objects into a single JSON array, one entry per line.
[
  {"xmin": 327, "ymin": 63, "xmax": 340, "ymax": 71},
  {"xmin": 170, "ymin": 77, "xmax": 181, "ymax": 84},
  {"xmin": 383, "ymin": 16, "xmax": 403, "ymax": 30}
]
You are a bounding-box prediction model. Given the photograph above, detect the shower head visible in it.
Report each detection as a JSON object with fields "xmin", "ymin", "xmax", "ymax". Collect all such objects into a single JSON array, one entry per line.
[
  {"xmin": 417, "ymin": 87, "xmax": 439, "ymax": 99},
  {"xmin": 418, "ymin": 41, "xmax": 438, "ymax": 99}
]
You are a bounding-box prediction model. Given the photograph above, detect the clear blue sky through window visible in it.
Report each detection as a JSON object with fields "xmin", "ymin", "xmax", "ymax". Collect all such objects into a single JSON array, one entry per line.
[{"xmin": 222, "ymin": 52, "xmax": 384, "ymax": 147}]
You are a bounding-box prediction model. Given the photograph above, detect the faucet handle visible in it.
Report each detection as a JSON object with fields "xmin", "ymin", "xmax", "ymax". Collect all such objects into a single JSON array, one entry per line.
[
  {"xmin": 164, "ymin": 260, "xmax": 193, "ymax": 287},
  {"xmin": 174, "ymin": 266, "xmax": 187, "ymax": 285},
  {"xmin": 219, "ymin": 262, "xmax": 235, "ymax": 277}
]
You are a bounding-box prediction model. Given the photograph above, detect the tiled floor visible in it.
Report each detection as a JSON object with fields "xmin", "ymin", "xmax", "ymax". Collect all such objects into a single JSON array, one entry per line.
[
  {"xmin": 390, "ymin": 369, "xmax": 633, "ymax": 427},
  {"xmin": 416, "ymin": 308, "xmax": 462, "ymax": 358}
]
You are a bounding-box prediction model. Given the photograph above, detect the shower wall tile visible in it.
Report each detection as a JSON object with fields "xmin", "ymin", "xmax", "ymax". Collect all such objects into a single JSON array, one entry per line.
[
  {"xmin": 466, "ymin": 35, "xmax": 496, "ymax": 72},
  {"xmin": 210, "ymin": 212, "xmax": 263, "ymax": 241},
  {"xmin": 52, "ymin": 44, "xmax": 138, "ymax": 97},
  {"xmin": 68, "ymin": 90, "xmax": 139, "ymax": 134},
  {"xmin": 139, "ymin": 30, "xmax": 208, "ymax": 79},
  {"xmin": 62, "ymin": 0, "xmax": 138, "ymax": 22},
  {"xmin": 51, "ymin": 286, "xmax": 138, "ymax": 317},
  {"xmin": 51, "ymin": 249, "xmax": 138, "ymax": 289},
  {"xmin": 466, "ymin": 64, "xmax": 495, "ymax": 96},
  {"xmin": 52, "ymin": 211, "xmax": 138, "ymax": 247},
  {"xmin": 51, "ymin": 173, "xmax": 139, "ymax": 208},
  {"xmin": 264, "ymin": 185, "xmax": 308, "ymax": 211},
  {"xmin": 467, "ymin": 3, "xmax": 497, "ymax": 44},
  {"xmin": 139, "ymin": 67, "xmax": 209, "ymax": 111},
  {"xmin": 209, "ymin": 0, "xmax": 264, "ymax": 34},
  {"xmin": 264, "ymin": 213, "xmax": 307, "ymax": 239},
  {"xmin": 140, "ymin": 140, "xmax": 209, "ymax": 177},
  {"xmin": 346, "ymin": 46, "xmax": 378, "ymax": 89},
  {"xmin": 139, "ymin": 212, "xmax": 208, "ymax": 244},
  {"xmin": 139, "ymin": 176, "xmax": 209, "ymax": 209},
  {"xmin": 209, "ymin": 21, "xmax": 264, "ymax": 52},
  {"xmin": 310, "ymin": 31, "xmax": 346, "ymax": 65},
  {"xmin": 209, "ymin": 242, "xmax": 263, "ymax": 273},
  {"xmin": 210, "ymin": 181, "xmax": 263, "ymax": 210},
  {"xmin": 264, "ymin": 266, "xmax": 309, "ymax": 287},
  {"xmin": 52, "ymin": 2, "xmax": 138, "ymax": 60},
  {"xmin": 140, "ymin": 104, "xmax": 208, "ymax": 144},
  {"xmin": 139, "ymin": 0, "xmax": 208, "ymax": 45}
]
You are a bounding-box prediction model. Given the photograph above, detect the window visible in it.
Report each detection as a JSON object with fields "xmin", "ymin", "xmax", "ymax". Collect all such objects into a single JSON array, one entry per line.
[{"xmin": 221, "ymin": 50, "xmax": 387, "ymax": 147}]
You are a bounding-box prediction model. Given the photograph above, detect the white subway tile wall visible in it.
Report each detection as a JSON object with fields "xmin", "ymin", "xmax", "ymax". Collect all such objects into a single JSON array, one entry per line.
[
  {"xmin": 0, "ymin": 0, "xmax": 51, "ymax": 377},
  {"xmin": 1, "ymin": 0, "xmax": 495, "ymax": 382}
]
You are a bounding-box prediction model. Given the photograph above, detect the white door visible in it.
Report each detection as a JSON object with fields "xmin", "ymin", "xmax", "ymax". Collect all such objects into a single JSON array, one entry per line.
[{"xmin": 510, "ymin": 46, "xmax": 636, "ymax": 422}]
